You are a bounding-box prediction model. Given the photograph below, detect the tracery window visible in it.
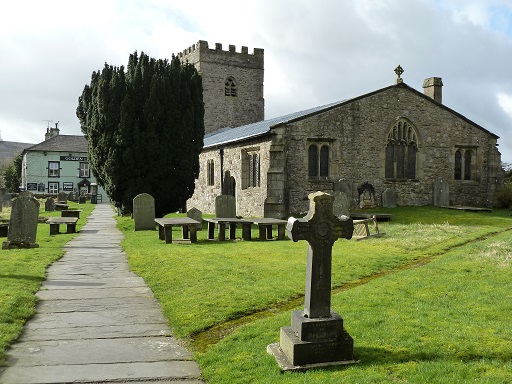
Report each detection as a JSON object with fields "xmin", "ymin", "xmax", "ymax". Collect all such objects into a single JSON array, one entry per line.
[
  {"xmin": 385, "ymin": 119, "xmax": 418, "ymax": 180},
  {"xmin": 242, "ymin": 148, "xmax": 260, "ymax": 189},
  {"xmin": 308, "ymin": 143, "xmax": 329, "ymax": 178},
  {"xmin": 225, "ymin": 77, "xmax": 237, "ymax": 97}
]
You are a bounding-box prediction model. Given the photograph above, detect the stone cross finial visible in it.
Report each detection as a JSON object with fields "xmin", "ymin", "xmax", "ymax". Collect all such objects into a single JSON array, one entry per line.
[
  {"xmin": 394, "ymin": 65, "xmax": 404, "ymax": 84},
  {"xmin": 286, "ymin": 191, "xmax": 353, "ymax": 318}
]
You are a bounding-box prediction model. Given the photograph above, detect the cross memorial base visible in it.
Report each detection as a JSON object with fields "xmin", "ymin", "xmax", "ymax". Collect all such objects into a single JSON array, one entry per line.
[{"xmin": 267, "ymin": 309, "xmax": 357, "ymax": 371}]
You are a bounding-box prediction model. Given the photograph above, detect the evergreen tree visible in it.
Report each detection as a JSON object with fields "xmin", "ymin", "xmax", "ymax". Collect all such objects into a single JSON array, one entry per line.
[
  {"xmin": 3, "ymin": 154, "xmax": 22, "ymax": 192},
  {"xmin": 77, "ymin": 52, "xmax": 204, "ymax": 216}
]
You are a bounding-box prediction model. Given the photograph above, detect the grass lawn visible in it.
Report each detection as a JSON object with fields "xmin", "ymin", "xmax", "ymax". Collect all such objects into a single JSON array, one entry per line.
[
  {"xmin": 1, "ymin": 203, "xmax": 511, "ymax": 383},
  {"xmin": 0, "ymin": 200, "xmax": 95, "ymax": 366},
  {"xmin": 116, "ymin": 206, "xmax": 512, "ymax": 383}
]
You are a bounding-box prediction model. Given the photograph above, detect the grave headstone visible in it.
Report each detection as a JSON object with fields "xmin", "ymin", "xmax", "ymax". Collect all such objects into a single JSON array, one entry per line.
[
  {"xmin": 79, "ymin": 195, "xmax": 87, "ymax": 204},
  {"xmin": 381, "ymin": 188, "xmax": 398, "ymax": 208},
  {"xmin": 187, "ymin": 207, "xmax": 203, "ymax": 230},
  {"xmin": 333, "ymin": 191, "xmax": 350, "ymax": 217},
  {"xmin": 133, "ymin": 193, "xmax": 155, "ymax": 231},
  {"xmin": 215, "ymin": 195, "xmax": 236, "ymax": 218},
  {"xmin": 57, "ymin": 191, "xmax": 68, "ymax": 203},
  {"xmin": 268, "ymin": 191, "xmax": 356, "ymax": 370},
  {"xmin": 2, "ymin": 191, "xmax": 40, "ymax": 249},
  {"xmin": 433, "ymin": 177, "xmax": 449, "ymax": 207},
  {"xmin": 357, "ymin": 182, "xmax": 375, "ymax": 209},
  {"xmin": 45, "ymin": 197, "xmax": 55, "ymax": 212},
  {"xmin": 2, "ymin": 193, "xmax": 12, "ymax": 208}
]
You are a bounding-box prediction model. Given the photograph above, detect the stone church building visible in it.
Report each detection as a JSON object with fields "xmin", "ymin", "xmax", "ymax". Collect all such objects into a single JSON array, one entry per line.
[{"xmin": 183, "ymin": 41, "xmax": 503, "ymax": 218}]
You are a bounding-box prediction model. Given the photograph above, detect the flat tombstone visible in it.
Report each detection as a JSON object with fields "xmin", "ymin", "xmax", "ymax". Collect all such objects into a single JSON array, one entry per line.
[
  {"xmin": 333, "ymin": 191, "xmax": 350, "ymax": 217},
  {"xmin": 382, "ymin": 188, "xmax": 398, "ymax": 208},
  {"xmin": 215, "ymin": 195, "xmax": 236, "ymax": 218},
  {"xmin": 133, "ymin": 193, "xmax": 155, "ymax": 231},
  {"xmin": 45, "ymin": 197, "xmax": 55, "ymax": 212},
  {"xmin": 187, "ymin": 207, "xmax": 203, "ymax": 230},
  {"xmin": 57, "ymin": 192, "xmax": 68, "ymax": 203},
  {"xmin": 433, "ymin": 178, "xmax": 449, "ymax": 207},
  {"xmin": 3, "ymin": 191, "xmax": 39, "ymax": 249}
]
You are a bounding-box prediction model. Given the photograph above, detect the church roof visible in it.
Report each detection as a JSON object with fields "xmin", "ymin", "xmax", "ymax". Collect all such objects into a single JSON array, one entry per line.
[
  {"xmin": 24, "ymin": 135, "xmax": 88, "ymax": 153},
  {"xmin": 203, "ymin": 82, "xmax": 499, "ymax": 148},
  {"xmin": 203, "ymin": 102, "xmax": 342, "ymax": 148}
]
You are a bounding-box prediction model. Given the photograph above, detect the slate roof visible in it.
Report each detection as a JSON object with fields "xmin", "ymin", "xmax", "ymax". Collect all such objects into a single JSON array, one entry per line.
[
  {"xmin": 24, "ymin": 135, "xmax": 88, "ymax": 153},
  {"xmin": 203, "ymin": 82, "xmax": 499, "ymax": 149},
  {"xmin": 203, "ymin": 101, "xmax": 342, "ymax": 148}
]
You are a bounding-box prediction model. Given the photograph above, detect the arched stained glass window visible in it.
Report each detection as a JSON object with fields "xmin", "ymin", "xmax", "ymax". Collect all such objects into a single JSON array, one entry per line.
[{"xmin": 385, "ymin": 119, "xmax": 418, "ymax": 180}]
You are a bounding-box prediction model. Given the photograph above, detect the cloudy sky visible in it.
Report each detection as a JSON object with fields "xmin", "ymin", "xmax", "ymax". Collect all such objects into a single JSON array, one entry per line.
[{"xmin": 1, "ymin": 0, "xmax": 512, "ymax": 163}]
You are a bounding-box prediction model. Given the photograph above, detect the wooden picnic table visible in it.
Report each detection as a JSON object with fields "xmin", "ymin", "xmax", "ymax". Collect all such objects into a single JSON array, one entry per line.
[
  {"xmin": 46, "ymin": 217, "xmax": 78, "ymax": 235},
  {"xmin": 203, "ymin": 218, "xmax": 252, "ymax": 241},
  {"xmin": 61, "ymin": 209, "xmax": 82, "ymax": 218},
  {"xmin": 154, "ymin": 217, "xmax": 200, "ymax": 244},
  {"xmin": 248, "ymin": 218, "xmax": 288, "ymax": 240}
]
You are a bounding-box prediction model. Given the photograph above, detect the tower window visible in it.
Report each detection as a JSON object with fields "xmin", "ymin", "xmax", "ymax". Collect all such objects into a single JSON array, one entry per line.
[{"xmin": 225, "ymin": 77, "xmax": 237, "ymax": 97}]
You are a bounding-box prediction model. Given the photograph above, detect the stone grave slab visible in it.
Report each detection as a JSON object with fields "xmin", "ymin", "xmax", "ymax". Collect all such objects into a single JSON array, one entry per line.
[
  {"xmin": 187, "ymin": 207, "xmax": 203, "ymax": 230},
  {"xmin": 381, "ymin": 188, "xmax": 398, "ymax": 208},
  {"xmin": 215, "ymin": 195, "xmax": 236, "ymax": 218},
  {"xmin": 433, "ymin": 178, "xmax": 449, "ymax": 207},
  {"xmin": 3, "ymin": 191, "xmax": 40, "ymax": 249},
  {"xmin": 133, "ymin": 193, "xmax": 155, "ymax": 231}
]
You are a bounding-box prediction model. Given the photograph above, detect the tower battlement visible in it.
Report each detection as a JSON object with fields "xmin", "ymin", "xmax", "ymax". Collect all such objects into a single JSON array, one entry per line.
[{"xmin": 179, "ymin": 40, "xmax": 264, "ymax": 60}]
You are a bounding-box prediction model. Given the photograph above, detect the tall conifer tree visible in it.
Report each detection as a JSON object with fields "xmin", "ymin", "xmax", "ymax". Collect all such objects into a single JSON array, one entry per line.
[{"xmin": 77, "ymin": 52, "xmax": 204, "ymax": 216}]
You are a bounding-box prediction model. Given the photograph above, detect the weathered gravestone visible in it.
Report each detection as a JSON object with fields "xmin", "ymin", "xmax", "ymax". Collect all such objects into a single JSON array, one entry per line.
[
  {"xmin": 268, "ymin": 191, "xmax": 356, "ymax": 370},
  {"xmin": 187, "ymin": 207, "xmax": 203, "ymax": 230},
  {"xmin": 433, "ymin": 177, "xmax": 449, "ymax": 207},
  {"xmin": 215, "ymin": 195, "xmax": 236, "ymax": 218},
  {"xmin": 133, "ymin": 193, "xmax": 155, "ymax": 231},
  {"xmin": 2, "ymin": 193, "xmax": 12, "ymax": 208},
  {"xmin": 2, "ymin": 191, "xmax": 40, "ymax": 249},
  {"xmin": 57, "ymin": 191, "xmax": 68, "ymax": 203},
  {"xmin": 381, "ymin": 187, "xmax": 398, "ymax": 208},
  {"xmin": 45, "ymin": 197, "xmax": 55, "ymax": 212},
  {"xmin": 333, "ymin": 191, "xmax": 350, "ymax": 217}
]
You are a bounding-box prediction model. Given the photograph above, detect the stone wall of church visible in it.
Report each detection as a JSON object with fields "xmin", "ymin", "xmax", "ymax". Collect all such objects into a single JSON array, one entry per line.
[
  {"xmin": 281, "ymin": 84, "xmax": 501, "ymax": 215},
  {"xmin": 187, "ymin": 137, "xmax": 271, "ymax": 217},
  {"xmin": 179, "ymin": 41, "xmax": 264, "ymax": 134}
]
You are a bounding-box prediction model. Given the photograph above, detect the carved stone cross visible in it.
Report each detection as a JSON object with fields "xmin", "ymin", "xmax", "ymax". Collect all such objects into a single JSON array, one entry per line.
[{"xmin": 287, "ymin": 191, "xmax": 353, "ymax": 318}]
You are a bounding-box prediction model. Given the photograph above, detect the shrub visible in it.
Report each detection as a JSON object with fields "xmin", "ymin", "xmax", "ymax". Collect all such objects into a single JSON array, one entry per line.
[{"xmin": 495, "ymin": 181, "xmax": 512, "ymax": 209}]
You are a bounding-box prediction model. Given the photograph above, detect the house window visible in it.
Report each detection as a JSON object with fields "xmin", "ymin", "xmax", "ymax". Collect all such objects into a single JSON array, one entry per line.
[
  {"xmin": 48, "ymin": 161, "xmax": 60, "ymax": 177},
  {"xmin": 242, "ymin": 149, "xmax": 260, "ymax": 189},
  {"xmin": 207, "ymin": 159, "xmax": 215, "ymax": 186},
  {"xmin": 454, "ymin": 148, "xmax": 476, "ymax": 181},
  {"xmin": 308, "ymin": 143, "xmax": 330, "ymax": 178},
  {"xmin": 48, "ymin": 182, "xmax": 59, "ymax": 194},
  {"xmin": 79, "ymin": 162, "xmax": 90, "ymax": 178},
  {"xmin": 385, "ymin": 119, "xmax": 418, "ymax": 180},
  {"xmin": 225, "ymin": 77, "xmax": 237, "ymax": 97}
]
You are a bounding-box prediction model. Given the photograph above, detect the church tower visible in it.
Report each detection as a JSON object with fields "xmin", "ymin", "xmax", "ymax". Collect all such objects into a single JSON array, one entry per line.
[{"xmin": 179, "ymin": 41, "xmax": 264, "ymax": 134}]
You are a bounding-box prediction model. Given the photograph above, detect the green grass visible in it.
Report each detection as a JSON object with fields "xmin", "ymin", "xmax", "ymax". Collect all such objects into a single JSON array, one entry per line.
[
  {"xmin": 2, "ymin": 204, "xmax": 511, "ymax": 383},
  {"xmin": 116, "ymin": 207, "xmax": 512, "ymax": 383},
  {"xmin": 0, "ymin": 200, "xmax": 95, "ymax": 365}
]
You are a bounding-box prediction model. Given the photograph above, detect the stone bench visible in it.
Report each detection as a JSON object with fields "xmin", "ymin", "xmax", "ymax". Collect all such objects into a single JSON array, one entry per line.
[
  {"xmin": 46, "ymin": 217, "xmax": 78, "ymax": 235},
  {"xmin": 203, "ymin": 218, "xmax": 252, "ymax": 241},
  {"xmin": 154, "ymin": 217, "xmax": 200, "ymax": 244},
  {"xmin": 248, "ymin": 218, "xmax": 288, "ymax": 240},
  {"xmin": 61, "ymin": 209, "xmax": 82, "ymax": 218}
]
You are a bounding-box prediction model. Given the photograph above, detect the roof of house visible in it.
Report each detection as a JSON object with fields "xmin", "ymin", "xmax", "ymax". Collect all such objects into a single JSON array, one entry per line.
[
  {"xmin": 203, "ymin": 82, "xmax": 499, "ymax": 149},
  {"xmin": 24, "ymin": 135, "xmax": 88, "ymax": 153}
]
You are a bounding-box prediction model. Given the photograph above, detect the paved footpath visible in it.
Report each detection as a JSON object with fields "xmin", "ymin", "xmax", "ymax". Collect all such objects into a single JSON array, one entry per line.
[{"xmin": 0, "ymin": 204, "xmax": 204, "ymax": 384}]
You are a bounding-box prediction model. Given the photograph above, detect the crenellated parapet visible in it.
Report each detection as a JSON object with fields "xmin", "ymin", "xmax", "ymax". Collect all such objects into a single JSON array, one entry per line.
[{"xmin": 179, "ymin": 40, "xmax": 264, "ymax": 69}]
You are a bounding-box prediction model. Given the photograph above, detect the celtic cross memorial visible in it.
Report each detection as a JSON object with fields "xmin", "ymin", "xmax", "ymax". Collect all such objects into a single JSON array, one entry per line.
[{"xmin": 268, "ymin": 191, "xmax": 357, "ymax": 370}]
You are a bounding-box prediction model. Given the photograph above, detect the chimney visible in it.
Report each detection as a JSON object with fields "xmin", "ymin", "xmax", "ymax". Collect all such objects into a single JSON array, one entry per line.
[
  {"xmin": 45, "ymin": 122, "xmax": 60, "ymax": 141},
  {"xmin": 423, "ymin": 77, "xmax": 443, "ymax": 103}
]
